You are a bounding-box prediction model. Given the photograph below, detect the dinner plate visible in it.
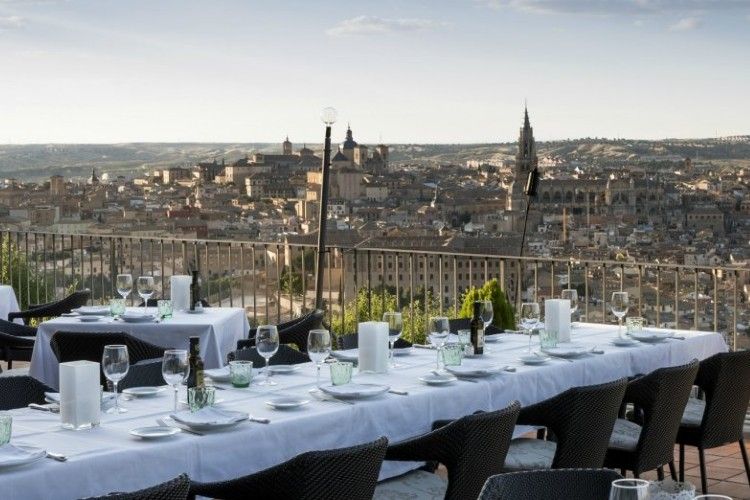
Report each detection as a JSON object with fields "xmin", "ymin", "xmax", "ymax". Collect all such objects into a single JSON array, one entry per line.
[
  {"xmin": 629, "ymin": 330, "xmax": 673, "ymax": 343},
  {"xmin": 445, "ymin": 364, "xmax": 503, "ymax": 378},
  {"xmin": 519, "ymin": 354, "xmax": 550, "ymax": 365},
  {"xmin": 329, "ymin": 350, "xmax": 359, "ymax": 363},
  {"xmin": 265, "ymin": 396, "xmax": 310, "ymax": 410},
  {"xmin": 130, "ymin": 426, "xmax": 180, "ymax": 440},
  {"xmin": 204, "ymin": 367, "xmax": 231, "ymax": 382},
  {"xmin": 268, "ymin": 365, "xmax": 300, "ymax": 374},
  {"xmin": 77, "ymin": 315, "xmax": 104, "ymax": 323},
  {"xmin": 170, "ymin": 408, "xmax": 248, "ymax": 431},
  {"xmin": 120, "ymin": 314, "xmax": 156, "ymax": 323},
  {"xmin": 122, "ymin": 386, "xmax": 166, "ymax": 398},
  {"xmin": 393, "ymin": 347, "xmax": 413, "ymax": 356},
  {"xmin": 73, "ymin": 306, "xmax": 110, "ymax": 316},
  {"xmin": 319, "ymin": 383, "xmax": 390, "ymax": 400},
  {"xmin": 0, "ymin": 444, "xmax": 47, "ymax": 469},
  {"xmin": 418, "ymin": 373, "xmax": 458, "ymax": 385},
  {"xmin": 611, "ymin": 337, "xmax": 639, "ymax": 347},
  {"xmin": 541, "ymin": 343, "xmax": 589, "ymax": 358}
]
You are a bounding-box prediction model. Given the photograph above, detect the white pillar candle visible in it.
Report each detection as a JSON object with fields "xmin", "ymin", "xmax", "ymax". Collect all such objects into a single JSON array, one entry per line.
[
  {"xmin": 545, "ymin": 299, "xmax": 571, "ymax": 343},
  {"xmin": 59, "ymin": 361, "xmax": 101, "ymax": 431},
  {"xmin": 170, "ymin": 275, "xmax": 192, "ymax": 312},
  {"xmin": 358, "ymin": 321, "xmax": 389, "ymax": 373}
]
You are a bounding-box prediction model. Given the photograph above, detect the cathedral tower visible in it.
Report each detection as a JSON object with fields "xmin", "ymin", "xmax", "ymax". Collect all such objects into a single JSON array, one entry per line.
[{"xmin": 507, "ymin": 106, "xmax": 538, "ymax": 212}]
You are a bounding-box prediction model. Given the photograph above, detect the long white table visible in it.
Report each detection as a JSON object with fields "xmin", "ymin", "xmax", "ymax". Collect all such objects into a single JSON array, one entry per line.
[
  {"xmin": 0, "ymin": 284, "xmax": 21, "ymax": 323},
  {"xmin": 29, "ymin": 307, "xmax": 250, "ymax": 389},
  {"xmin": 4, "ymin": 325, "xmax": 726, "ymax": 500}
]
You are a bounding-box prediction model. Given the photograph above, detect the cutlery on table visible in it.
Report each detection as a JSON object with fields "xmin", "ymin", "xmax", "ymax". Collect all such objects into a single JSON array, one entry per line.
[
  {"xmin": 388, "ymin": 389, "xmax": 408, "ymax": 396},
  {"xmin": 308, "ymin": 389, "xmax": 355, "ymax": 405},
  {"xmin": 503, "ymin": 365, "xmax": 517, "ymax": 372},
  {"xmin": 537, "ymin": 351, "xmax": 574, "ymax": 363},
  {"xmin": 413, "ymin": 344, "xmax": 435, "ymax": 350},
  {"xmin": 589, "ymin": 346, "xmax": 605, "ymax": 354},
  {"xmin": 29, "ymin": 403, "xmax": 59, "ymax": 413},
  {"xmin": 157, "ymin": 417, "xmax": 204, "ymax": 436},
  {"xmin": 432, "ymin": 369, "xmax": 478, "ymax": 382},
  {"xmin": 45, "ymin": 452, "xmax": 67, "ymax": 462},
  {"xmin": 248, "ymin": 416, "xmax": 270, "ymax": 424}
]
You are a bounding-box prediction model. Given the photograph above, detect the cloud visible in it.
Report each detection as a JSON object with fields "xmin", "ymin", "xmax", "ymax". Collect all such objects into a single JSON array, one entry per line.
[
  {"xmin": 326, "ymin": 15, "xmax": 447, "ymax": 37},
  {"xmin": 0, "ymin": 15, "xmax": 24, "ymax": 31},
  {"xmin": 669, "ymin": 16, "xmax": 700, "ymax": 30},
  {"xmin": 478, "ymin": 0, "xmax": 750, "ymax": 16}
]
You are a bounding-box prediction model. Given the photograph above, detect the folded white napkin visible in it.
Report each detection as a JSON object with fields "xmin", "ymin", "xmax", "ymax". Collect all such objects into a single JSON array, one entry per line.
[
  {"xmin": 0, "ymin": 444, "xmax": 46, "ymax": 467},
  {"xmin": 170, "ymin": 407, "xmax": 247, "ymax": 426},
  {"xmin": 320, "ymin": 383, "xmax": 389, "ymax": 396},
  {"xmin": 204, "ymin": 367, "xmax": 230, "ymax": 380},
  {"xmin": 45, "ymin": 391, "xmax": 117, "ymax": 409}
]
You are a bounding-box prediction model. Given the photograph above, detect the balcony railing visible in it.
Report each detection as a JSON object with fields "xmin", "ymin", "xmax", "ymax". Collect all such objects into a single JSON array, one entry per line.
[{"xmin": 0, "ymin": 229, "xmax": 747, "ymax": 350}]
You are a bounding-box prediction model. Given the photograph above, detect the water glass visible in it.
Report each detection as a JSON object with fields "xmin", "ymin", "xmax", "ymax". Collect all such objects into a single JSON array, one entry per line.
[
  {"xmin": 229, "ymin": 360, "xmax": 254, "ymax": 388},
  {"xmin": 609, "ymin": 479, "xmax": 649, "ymax": 500},
  {"xmin": 116, "ymin": 274, "xmax": 132, "ymax": 300},
  {"xmin": 330, "ymin": 361, "xmax": 353, "ymax": 385},
  {"xmin": 480, "ymin": 300, "xmax": 494, "ymax": 328},
  {"xmin": 383, "ymin": 311, "xmax": 403, "ymax": 368},
  {"xmin": 0, "ymin": 414, "xmax": 11, "ymax": 446},
  {"xmin": 457, "ymin": 329, "xmax": 471, "ymax": 355},
  {"xmin": 428, "ymin": 316, "xmax": 450, "ymax": 371},
  {"xmin": 256, "ymin": 325, "xmax": 279, "ymax": 386},
  {"xmin": 162, "ymin": 349, "xmax": 189, "ymax": 412},
  {"xmin": 539, "ymin": 328, "xmax": 558, "ymax": 349},
  {"xmin": 109, "ymin": 298, "xmax": 126, "ymax": 318},
  {"xmin": 307, "ymin": 329, "xmax": 332, "ymax": 388},
  {"xmin": 137, "ymin": 276, "xmax": 155, "ymax": 315},
  {"xmin": 647, "ymin": 479, "xmax": 695, "ymax": 500},
  {"xmin": 561, "ymin": 289, "xmax": 578, "ymax": 326},
  {"xmin": 157, "ymin": 299, "xmax": 173, "ymax": 320},
  {"xmin": 519, "ymin": 302, "xmax": 541, "ymax": 354},
  {"xmin": 187, "ymin": 386, "xmax": 215, "ymax": 412},
  {"xmin": 102, "ymin": 345, "xmax": 129, "ymax": 414},
  {"xmin": 441, "ymin": 344, "xmax": 463, "ymax": 367},
  {"xmin": 626, "ymin": 316, "xmax": 645, "ymax": 335},
  {"xmin": 611, "ymin": 291, "xmax": 629, "ymax": 338}
]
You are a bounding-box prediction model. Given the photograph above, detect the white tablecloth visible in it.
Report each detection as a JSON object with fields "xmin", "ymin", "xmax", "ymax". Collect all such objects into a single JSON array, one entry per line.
[
  {"xmin": 5, "ymin": 325, "xmax": 726, "ymax": 500},
  {"xmin": 29, "ymin": 307, "xmax": 250, "ymax": 389},
  {"xmin": 0, "ymin": 284, "xmax": 21, "ymax": 323}
]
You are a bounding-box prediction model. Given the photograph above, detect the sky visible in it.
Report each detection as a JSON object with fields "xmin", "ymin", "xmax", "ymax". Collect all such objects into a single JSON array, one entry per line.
[{"xmin": 0, "ymin": 0, "xmax": 749, "ymax": 144}]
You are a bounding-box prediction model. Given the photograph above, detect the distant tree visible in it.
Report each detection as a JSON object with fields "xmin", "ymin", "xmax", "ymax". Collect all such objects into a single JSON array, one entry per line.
[{"xmin": 458, "ymin": 279, "xmax": 515, "ymax": 330}]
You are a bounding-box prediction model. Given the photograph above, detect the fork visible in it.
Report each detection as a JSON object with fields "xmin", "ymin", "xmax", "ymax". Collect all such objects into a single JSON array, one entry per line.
[
  {"xmin": 308, "ymin": 388, "xmax": 355, "ymax": 405},
  {"xmin": 46, "ymin": 452, "xmax": 67, "ymax": 462},
  {"xmin": 157, "ymin": 417, "xmax": 204, "ymax": 436}
]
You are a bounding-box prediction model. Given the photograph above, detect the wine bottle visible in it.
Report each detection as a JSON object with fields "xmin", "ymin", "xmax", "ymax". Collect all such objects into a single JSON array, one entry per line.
[
  {"xmin": 470, "ymin": 301, "xmax": 485, "ymax": 356},
  {"xmin": 186, "ymin": 336, "xmax": 205, "ymax": 389},
  {"xmin": 189, "ymin": 270, "xmax": 201, "ymax": 311}
]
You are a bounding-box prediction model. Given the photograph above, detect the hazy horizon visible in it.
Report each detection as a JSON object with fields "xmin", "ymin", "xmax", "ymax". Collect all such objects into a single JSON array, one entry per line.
[{"xmin": 1, "ymin": 0, "xmax": 749, "ymax": 144}]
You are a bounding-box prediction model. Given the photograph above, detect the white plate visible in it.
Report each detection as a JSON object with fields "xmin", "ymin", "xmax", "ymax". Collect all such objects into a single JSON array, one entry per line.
[
  {"xmin": 205, "ymin": 367, "xmax": 231, "ymax": 382},
  {"xmin": 419, "ymin": 373, "xmax": 457, "ymax": 385},
  {"xmin": 542, "ymin": 343, "xmax": 589, "ymax": 358},
  {"xmin": 630, "ymin": 331, "xmax": 673, "ymax": 343},
  {"xmin": 319, "ymin": 383, "xmax": 390, "ymax": 400},
  {"xmin": 611, "ymin": 337, "xmax": 639, "ymax": 347},
  {"xmin": 268, "ymin": 365, "xmax": 299, "ymax": 374},
  {"xmin": 0, "ymin": 445, "xmax": 47, "ymax": 469},
  {"xmin": 445, "ymin": 364, "xmax": 502, "ymax": 378},
  {"xmin": 77, "ymin": 315, "xmax": 104, "ymax": 322},
  {"xmin": 130, "ymin": 426, "xmax": 180, "ymax": 440},
  {"xmin": 122, "ymin": 386, "xmax": 166, "ymax": 397},
  {"xmin": 484, "ymin": 334, "xmax": 503, "ymax": 343},
  {"xmin": 73, "ymin": 306, "xmax": 110, "ymax": 316},
  {"xmin": 330, "ymin": 350, "xmax": 358, "ymax": 363},
  {"xmin": 170, "ymin": 408, "xmax": 248, "ymax": 431},
  {"xmin": 393, "ymin": 347, "xmax": 413, "ymax": 356},
  {"xmin": 519, "ymin": 354, "xmax": 550, "ymax": 365},
  {"xmin": 265, "ymin": 397, "xmax": 310, "ymax": 410},
  {"xmin": 120, "ymin": 314, "xmax": 156, "ymax": 323}
]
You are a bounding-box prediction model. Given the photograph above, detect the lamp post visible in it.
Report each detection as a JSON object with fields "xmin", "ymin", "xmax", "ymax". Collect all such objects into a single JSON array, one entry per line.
[{"xmin": 314, "ymin": 107, "xmax": 337, "ymax": 311}]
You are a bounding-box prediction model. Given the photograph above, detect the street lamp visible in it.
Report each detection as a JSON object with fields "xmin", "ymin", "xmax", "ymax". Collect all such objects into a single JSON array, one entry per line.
[{"xmin": 314, "ymin": 107, "xmax": 337, "ymax": 311}]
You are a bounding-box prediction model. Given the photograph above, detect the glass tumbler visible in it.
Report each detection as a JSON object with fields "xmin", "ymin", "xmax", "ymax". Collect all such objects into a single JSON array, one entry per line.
[
  {"xmin": 0, "ymin": 414, "xmax": 11, "ymax": 446},
  {"xmin": 442, "ymin": 344, "xmax": 463, "ymax": 367},
  {"xmin": 329, "ymin": 361, "xmax": 353, "ymax": 385},
  {"xmin": 187, "ymin": 386, "xmax": 216, "ymax": 412},
  {"xmin": 229, "ymin": 361, "xmax": 254, "ymax": 388},
  {"xmin": 157, "ymin": 300, "xmax": 173, "ymax": 320}
]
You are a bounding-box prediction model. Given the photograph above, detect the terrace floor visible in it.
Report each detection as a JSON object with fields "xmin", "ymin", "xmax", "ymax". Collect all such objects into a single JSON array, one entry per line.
[{"xmin": 3, "ymin": 361, "xmax": 748, "ymax": 498}]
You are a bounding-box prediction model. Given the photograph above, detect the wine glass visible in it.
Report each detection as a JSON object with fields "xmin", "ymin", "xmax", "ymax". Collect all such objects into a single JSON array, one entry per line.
[
  {"xmin": 116, "ymin": 274, "xmax": 133, "ymax": 302},
  {"xmin": 428, "ymin": 316, "xmax": 450, "ymax": 371},
  {"xmin": 480, "ymin": 300, "xmax": 494, "ymax": 329},
  {"xmin": 161, "ymin": 349, "xmax": 189, "ymax": 412},
  {"xmin": 102, "ymin": 345, "xmax": 129, "ymax": 414},
  {"xmin": 561, "ymin": 289, "xmax": 578, "ymax": 328},
  {"xmin": 611, "ymin": 291, "xmax": 629, "ymax": 339},
  {"xmin": 608, "ymin": 478, "xmax": 649, "ymax": 500},
  {"xmin": 383, "ymin": 312, "xmax": 403, "ymax": 368},
  {"xmin": 307, "ymin": 329, "xmax": 331, "ymax": 388},
  {"xmin": 137, "ymin": 276, "xmax": 155, "ymax": 315},
  {"xmin": 256, "ymin": 325, "xmax": 279, "ymax": 386},
  {"xmin": 519, "ymin": 302, "xmax": 541, "ymax": 354}
]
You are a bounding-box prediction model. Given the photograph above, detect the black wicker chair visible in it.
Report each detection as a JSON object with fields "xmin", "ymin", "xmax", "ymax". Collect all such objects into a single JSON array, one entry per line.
[
  {"xmin": 0, "ymin": 318, "xmax": 37, "ymax": 369},
  {"xmin": 50, "ymin": 331, "xmax": 167, "ymax": 388},
  {"xmin": 604, "ymin": 360, "xmax": 700, "ymax": 480},
  {"xmin": 0, "ymin": 375, "xmax": 54, "ymax": 410},
  {"xmin": 188, "ymin": 437, "xmax": 387, "ymax": 500},
  {"xmin": 675, "ymin": 350, "xmax": 750, "ymax": 494},
  {"xmin": 479, "ymin": 468, "xmax": 624, "ymax": 500},
  {"xmin": 503, "ymin": 378, "xmax": 628, "ymax": 471},
  {"xmin": 242, "ymin": 310, "xmax": 325, "ymax": 353},
  {"xmin": 9, "ymin": 289, "xmax": 91, "ymax": 325},
  {"xmin": 336, "ymin": 333, "xmax": 412, "ymax": 350},
  {"xmin": 226, "ymin": 344, "xmax": 310, "ymax": 365},
  {"xmin": 375, "ymin": 401, "xmax": 521, "ymax": 500},
  {"xmin": 82, "ymin": 473, "xmax": 190, "ymax": 500}
]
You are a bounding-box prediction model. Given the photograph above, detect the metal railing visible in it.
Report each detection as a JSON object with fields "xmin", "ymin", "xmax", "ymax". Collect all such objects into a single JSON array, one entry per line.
[{"xmin": 0, "ymin": 229, "xmax": 747, "ymax": 350}]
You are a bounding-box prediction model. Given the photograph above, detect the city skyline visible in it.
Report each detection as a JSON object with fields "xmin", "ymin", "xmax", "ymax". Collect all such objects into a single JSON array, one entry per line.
[{"xmin": 1, "ymin": 0, "xmax": 749, "ymax": 144}]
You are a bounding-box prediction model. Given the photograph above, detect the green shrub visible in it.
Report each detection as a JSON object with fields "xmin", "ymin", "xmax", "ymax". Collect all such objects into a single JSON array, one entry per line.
[{"xmin": 458, "ymin": 279, "xmax": 515, "ymax": 330}]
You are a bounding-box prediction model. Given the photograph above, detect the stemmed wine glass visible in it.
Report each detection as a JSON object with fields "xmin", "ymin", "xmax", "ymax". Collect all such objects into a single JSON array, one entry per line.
[
  {"xmin": 116, "ymin": 274, "xmax": 133, "ymax": 302},
  {"xmin": 256, "ymin": 325, "xmax": 279, "ymax": 386},
  {"xmin": 519, "ymin": 302, "xmax": 541, "ymax": 354},
  {"xmin": 611, "ymin": 291, "xmax": 629, "ymax": 339},
  {"xmin": 383, "ymin": 312, "xmax": 403, "ymax": 368},
  {"xmin": 102, "ymin": 345, "xmax": 129, "ymax": 414},
  {"xmin": 137, "ymin": 276, "xmax": 155, "ymax": 316},
  {"xmin": 161, "ymin": 349, "xmax": 189, "ymax": 412},
  {"xmin": 480, "ymin": 300, "xmax": 494, "ymax": 329},
  {"xmin": 608, "ymin": 478, "xmax": 649, "ymax": 500},
  {"xmin": 307, "ymin": 329, "xmax": 331, "ymax": 388},
  {"xmin": 428, "ymin": 316, "xmax": 450, "ymax": 371},
  {"xmin": 561, "ymin": 289, "xmax": 578, "ymax": 328}
]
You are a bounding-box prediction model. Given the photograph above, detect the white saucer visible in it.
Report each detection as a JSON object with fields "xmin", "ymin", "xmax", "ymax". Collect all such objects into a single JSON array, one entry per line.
[
  {"xmin": 268, "ymin": 365, "xmax": 300, "ymax": 374},
  {"xmin": 519, "ymin": 354, "xmax": 550, "ymax": 365},
  {"xmin": 205, "ymin": 367, "xmax": 231, "ymax": 382},
  {"xmin": 418, "ymin": 373, "xmax": 457, "ymax": 385},
  {"xmin": 122, "ymin": 387, "xmax": 166, "ymax": 398},
  {"xmin": 319, "ymin": 383, "xmax": 390, "ymax": 400},
  {"xmin": 611, "ymin": 337, "xmax": 639, "ymax": 347},
  {"xmin": 77, "ymin": 315, "xmax": 104, "ymax": 322},
  {"xmin": 130, "ymin": 426, "xmax": 180, "ymax": 440},
  {"xmin": 265, "ymin": 397, "xmax": 310, "ymax": 410}
]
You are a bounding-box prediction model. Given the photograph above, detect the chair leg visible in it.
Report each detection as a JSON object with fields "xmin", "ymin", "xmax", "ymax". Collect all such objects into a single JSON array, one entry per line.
[
  {"xmin": 657, "ymin": 466, "xmax": 665, "ymax": 480},
  {"xmin": 668, "ymin": 461, "xmax": 677, "ymax": 481},
  {"xmin": 698, "ymin": 447, "xmax": 708, "ymax": 494},
  {"xmin": 620, "ymin": 468, "xmax": 626, "ymax": 477},
  {"xmin": 740, "ymin": 438, "xmax": 750, "ymax": 486},
  {"xmin": 7, "ymin": 359, "xmax": 11, "ymax": 369},
  {"xmin": 679, "ymin": 444, "xmax": 685, "ymax": 482},
  {"xmin": 633, "ymin": 471, "xmax": 640, "ymax": 479}
]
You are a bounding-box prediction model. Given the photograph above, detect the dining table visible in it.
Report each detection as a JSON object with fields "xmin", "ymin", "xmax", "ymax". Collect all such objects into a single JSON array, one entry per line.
[
  {"xmin": 3, "ymin": 324, "xmax": 727, "ymax": 500},
  {"xmin": 0, "ymin": 284, "xmax": 21, "ymax": 323},
  {"xmin": 28, "ymin": 307, "xmax": 250, "ymax": 389}
]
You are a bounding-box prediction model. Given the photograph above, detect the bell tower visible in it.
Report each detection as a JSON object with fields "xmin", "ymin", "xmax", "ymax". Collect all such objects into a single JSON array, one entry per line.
[{"xmin": 507, "ymin": 106, "xmax": 538, "ymax": 212}]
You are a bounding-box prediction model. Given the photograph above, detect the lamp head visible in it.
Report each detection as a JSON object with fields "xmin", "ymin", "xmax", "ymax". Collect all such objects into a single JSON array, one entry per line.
[{"xmin": 321, "ymin": 107, "xmax": 338, "ymax": 126}]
